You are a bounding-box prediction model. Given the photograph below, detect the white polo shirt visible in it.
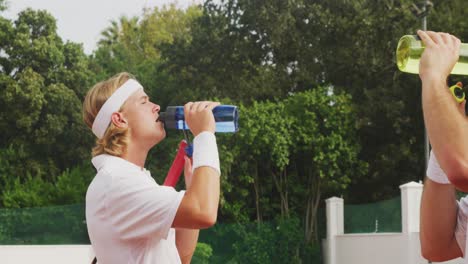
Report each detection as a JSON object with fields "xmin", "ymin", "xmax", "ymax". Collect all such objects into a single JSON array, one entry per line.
[
  {"xmin": 86, "ymin": 154, "xmax": 185, "ymax": 264},
  {"xmin": 456, "ymin": 196, "xmax": 468, "ymax": 261}
]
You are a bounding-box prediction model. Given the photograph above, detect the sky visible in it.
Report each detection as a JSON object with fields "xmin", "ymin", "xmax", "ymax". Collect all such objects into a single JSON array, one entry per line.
[{"xmin": 2, "ymin": 0, "xmax": 202, "ymax": 54}]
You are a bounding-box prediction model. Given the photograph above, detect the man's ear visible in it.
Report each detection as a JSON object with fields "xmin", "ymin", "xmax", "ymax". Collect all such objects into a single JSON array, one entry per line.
[{"xmin": 110, "ymin": 112, "xmax": 128, "ymax": 128}]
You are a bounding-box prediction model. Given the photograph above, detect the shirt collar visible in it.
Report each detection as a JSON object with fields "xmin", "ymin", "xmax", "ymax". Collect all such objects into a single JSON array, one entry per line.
[{"xmin": 91, "ymin": 154, "xmax": 150, "ymax": 175}]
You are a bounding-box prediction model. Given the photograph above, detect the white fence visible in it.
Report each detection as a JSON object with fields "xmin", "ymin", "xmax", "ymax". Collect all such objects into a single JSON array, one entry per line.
[
  {"xmin": 0, "ymin": 245, "xmax": 94, "ymax": 264},
  {"xmin": 0, "ymin": 181, "xmax": 464, "ymax": 264},
  {"xmin": 323, "ymin": 181, "xmax": 463, "ymax": 264}
]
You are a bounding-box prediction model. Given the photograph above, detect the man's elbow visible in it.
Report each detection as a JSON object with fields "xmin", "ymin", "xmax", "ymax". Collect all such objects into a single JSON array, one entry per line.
[
  {"xmin": 421, "ymin": 248, "xmax": 445, "ymax": 262},
  {"xmin": 446, "ymin": 159, "xmax": 468, "ymax": 192},
  {"xmin": 421, "ymin": 244, "xmax": 457, "ymax": 262},
  {"xmin": 198, "ymin": 211, "xmax": 217, "ymax": 228}
]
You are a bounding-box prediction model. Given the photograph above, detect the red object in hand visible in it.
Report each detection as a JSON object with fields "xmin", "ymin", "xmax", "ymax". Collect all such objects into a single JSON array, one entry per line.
[{"xmin": 163, "ymin": 140, "xmax": 188, "ymax": 187}]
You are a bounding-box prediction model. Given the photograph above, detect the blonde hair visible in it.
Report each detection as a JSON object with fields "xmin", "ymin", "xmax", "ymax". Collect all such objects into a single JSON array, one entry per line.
[{"xmin": 83, "ymin": 72, "xmax": 135, "ymax": 157}]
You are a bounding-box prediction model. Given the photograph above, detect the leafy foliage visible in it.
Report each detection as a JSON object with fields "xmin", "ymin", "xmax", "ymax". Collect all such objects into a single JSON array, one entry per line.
[
  {"xmin": 2, "ymin": 0, "xmax": 468, "ymax": 261},
  {"xmin": 192, "ymin": 242, "xmax": 213, "ymax": 264},
  {"xmin": 0, "ymin": 9, "xmax": 95, "ymax": 185}
]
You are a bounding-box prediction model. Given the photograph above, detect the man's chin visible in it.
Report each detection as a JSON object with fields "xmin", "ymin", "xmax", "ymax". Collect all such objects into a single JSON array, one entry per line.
[{"xmin": 152, "ymin": 132, "xmax": 166, "ymax": 146}]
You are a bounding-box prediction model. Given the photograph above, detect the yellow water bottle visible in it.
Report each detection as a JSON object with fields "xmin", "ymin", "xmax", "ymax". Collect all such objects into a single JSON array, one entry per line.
[{"xmin": 396, "ymin": 35, "xmax": 468, "ymax": 75}]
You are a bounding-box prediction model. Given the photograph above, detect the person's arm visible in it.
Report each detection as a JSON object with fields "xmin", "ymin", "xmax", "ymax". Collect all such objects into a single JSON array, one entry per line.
[
  {"xmin": 420, "ymin": 151, "xmax": 462, "ymax": 261},
  {"xmin": 418, "ymin": 30, "xmax": 468, "ymax": 191},
  {"xmin": 420, "ymin": 179, "xmax": 462, "ymax": 260},
  {"xmin": 176, "ymin": 228, "xmax": 199, "ymax": 264},
  {"xmin": 176, "ymin": 156, "xmax": 200, "ymax": 264},
  {"xmin": 172, "ymin": 101, "xmax": 221, "ymax": 229}
]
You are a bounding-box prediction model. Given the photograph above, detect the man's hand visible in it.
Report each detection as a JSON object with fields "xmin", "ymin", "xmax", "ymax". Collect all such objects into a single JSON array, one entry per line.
[
  {"xmin": 418, "ymin": 30, "xmax": 461, "ymax": 83},
  {"xmin": 184, "ymin": 101, "xmax": 220, "ymax": 136}
]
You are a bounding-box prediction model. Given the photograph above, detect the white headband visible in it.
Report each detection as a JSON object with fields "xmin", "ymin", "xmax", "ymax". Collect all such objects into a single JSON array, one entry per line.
[{"xmin": 92, "ymin": 79, "xmax": 143, "ymax": 138}]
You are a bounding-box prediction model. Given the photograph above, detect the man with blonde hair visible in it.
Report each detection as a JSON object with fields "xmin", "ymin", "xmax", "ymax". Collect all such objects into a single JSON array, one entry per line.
[{"xmin": 82, "ymin": 72, "xmax": 221, "ymax": 263}]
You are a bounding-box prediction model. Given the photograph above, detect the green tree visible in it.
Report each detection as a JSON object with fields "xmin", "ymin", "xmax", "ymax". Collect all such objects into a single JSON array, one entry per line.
[
  {"xmin": 217, "ymin": 88, "xmax": 365, "ymax": 244},
  {"xmin": 0, "ymin": 9, "xmax": 95, "ymax": 195},
  {"xmin": 286, "ymin": 88, "xmax": 367, "ymax": 242},
  {"xmin": 160, "ymin": 0, "xmax": 272, "ymax": 103},
  {"xmin": 92, "ymin": 4, "xmax": 202, "ymax": 107},
  {"xmin": 192, "ymin": 242, "xmax": 213, "ymax": 264},
  {"xmin": 160, "ymin": 0, "xmax": 435, "ymax": 202},
  {"xmin": 0, "ymin": 0, "xmax": 6, "ymax": 11},
  {"xmin": 242, "ymin": 101, "xmax": 293, "ymax": 219}
]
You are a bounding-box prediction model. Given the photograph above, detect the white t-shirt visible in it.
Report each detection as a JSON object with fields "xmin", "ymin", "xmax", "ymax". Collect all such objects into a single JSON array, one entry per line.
[
  {"xmin": 456, "ymin": 196, "xmax": 468, "ymax": 262},
  {"xmin": 86, "ymin": 154, "xmax": 185, "ymax": 264}
]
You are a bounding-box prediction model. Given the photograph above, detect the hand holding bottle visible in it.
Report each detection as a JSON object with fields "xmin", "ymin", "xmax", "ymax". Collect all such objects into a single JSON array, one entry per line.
[
  {"xmin": 396, "ymin": 32, "xmax": 468, "ymax": 75},
  {"xmin": 159, "ymin": 105, "xmax": 239, "ymax": 133},
  {"xmin": 417, "ymin": 30, "xmax": 461, "ymax": 81},
  {"xmin": 184, "ymin": 101, "xmax": 220, "ymax": 136}
]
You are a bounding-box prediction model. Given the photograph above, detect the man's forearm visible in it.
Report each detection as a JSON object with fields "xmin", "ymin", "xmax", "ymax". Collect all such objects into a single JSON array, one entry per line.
[
  {"xmin": 176, "ymin": 228, "xmax": 200, "ymax": 264},
  {"xmin": 422, "ymin": 77, "xmax": 468, "ymax": 189}
]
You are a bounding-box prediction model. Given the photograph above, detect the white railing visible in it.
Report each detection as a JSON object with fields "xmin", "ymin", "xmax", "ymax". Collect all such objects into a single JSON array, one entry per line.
[
  {"xmin": 323, "ymin": 181, "xmax": 463, "ymax": 264},
  {"xmin": 0, "ymin": 245, "xmax": 94, "ymax": 264},
  {"xmin": 0, "ymin": 181, "xmax": 464, "ymax": 264}
]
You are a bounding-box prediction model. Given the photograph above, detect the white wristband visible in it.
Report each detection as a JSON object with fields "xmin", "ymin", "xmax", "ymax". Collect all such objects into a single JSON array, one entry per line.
[
  {"xmin": 426, "ymin": 150, "xmax": 450, "ymax": 184},
  {"xmin": 192, "ymin": 131, "xmax": 220, "ymax": 176}
]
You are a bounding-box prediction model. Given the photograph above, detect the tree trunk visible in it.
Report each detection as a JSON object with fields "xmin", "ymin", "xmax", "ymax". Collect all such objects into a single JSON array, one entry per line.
[
  {"xmin": 312, "ymin": 182, "xmax": 321, "ymax": 242},
  {"xmin": 272, "ymin": 168, "xmax": 289, "ymax": 218},
  {"xmin": 305, "ymin": 172, "xmax": 321, "ymax": 243},
  {"xmin": 253, "ymin": 161, "xmax": 262, "ymax": 223}
]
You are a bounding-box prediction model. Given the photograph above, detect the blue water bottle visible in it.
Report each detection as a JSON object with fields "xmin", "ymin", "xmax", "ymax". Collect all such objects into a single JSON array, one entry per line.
[{"xmin": 158, "ymin": 105, "xmax": 239, "ymax": 133}]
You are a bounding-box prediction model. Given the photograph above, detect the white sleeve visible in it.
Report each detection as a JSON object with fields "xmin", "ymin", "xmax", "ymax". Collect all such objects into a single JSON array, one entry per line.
[
  {"xmin": 426, "ymin": 150, "xmax": 451, "ymax": 184},
  {"xmin": 106, "ymin": 175, "xmax": 185, "ymax": 241},
  {"xmin": 456, "ymin": 197, "xmax": 468, "ymax": 256}
]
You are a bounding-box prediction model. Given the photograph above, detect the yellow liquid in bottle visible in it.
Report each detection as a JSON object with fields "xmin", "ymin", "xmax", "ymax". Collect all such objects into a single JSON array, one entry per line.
[{"xmin": 396, "ymin": 35, "xmax": 468, "ymax": 75}]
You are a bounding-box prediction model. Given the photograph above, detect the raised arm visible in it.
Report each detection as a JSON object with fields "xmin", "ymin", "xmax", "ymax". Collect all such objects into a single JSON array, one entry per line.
[
  {"xmin": 418, "ymin": 30, "xmax": 468, "ymax": 191},
  {"xmin": 176, "ymin": 156, "xmax": 200, "ymax": 264},
  {"xmin": 172, "ymin": 101, "xmax": 221, "ymax": 229}
]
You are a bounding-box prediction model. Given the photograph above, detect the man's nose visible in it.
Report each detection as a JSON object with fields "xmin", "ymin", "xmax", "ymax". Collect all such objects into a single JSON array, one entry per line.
[{"xmin": 153, "ymin": 103, "xmax": 160, "ymax": 113}]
